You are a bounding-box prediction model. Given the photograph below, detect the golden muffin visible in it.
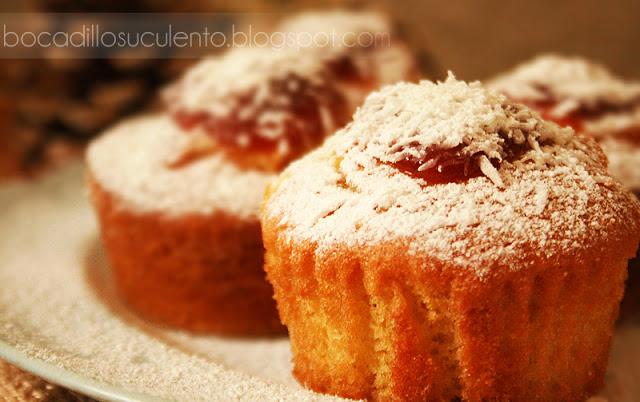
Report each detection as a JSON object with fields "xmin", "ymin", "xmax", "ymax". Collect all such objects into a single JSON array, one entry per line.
[{"xmin": 261, "ymin": 75, "xmax": 640, "ymax": 400}]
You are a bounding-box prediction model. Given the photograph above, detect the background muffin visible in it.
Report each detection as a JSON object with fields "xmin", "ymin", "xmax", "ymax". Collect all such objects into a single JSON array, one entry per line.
[
  {"xmin": 87, "ymin": 115, "xmax": 281, "ymax": 334},
  {"xmin": 489, "ymin": 54, "xmax": 640, "ymax": 320}
]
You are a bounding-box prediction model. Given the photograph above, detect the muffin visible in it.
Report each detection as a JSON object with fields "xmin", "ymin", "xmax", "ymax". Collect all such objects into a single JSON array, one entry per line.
[
  {"xmin": 488, "ymin": 54, "xmax": 640, "ymax": 193},
  {"xmin": 88, "ymin": 43, "xmax": 416, "ymax": 334},
  {"xmin": 88, "ymin": 115, "xmax": 280, "ymax": 334},
  {"xmin": 261, "ymin": 75, "xmax": 640, "ymax": 400}
]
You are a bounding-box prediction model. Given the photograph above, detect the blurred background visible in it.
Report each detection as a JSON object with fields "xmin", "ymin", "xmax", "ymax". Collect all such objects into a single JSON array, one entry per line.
[{"xmin": 0, "ymin": 0, "xmax": 638, "ymax": 180}]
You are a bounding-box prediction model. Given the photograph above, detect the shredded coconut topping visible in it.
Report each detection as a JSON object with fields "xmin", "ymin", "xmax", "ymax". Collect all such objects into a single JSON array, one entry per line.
[
  {"xmin": 488, "ymin": 54, "xmax": 640, "ymax": 190},
  {"xmin": 488, "ymin": 54, "xmax": 640, "ymax": 117},
  {"xmin": 342, "ymin": 73, "xmax": 574, "ymax": 186},
  {"xmin": 263, "ymin": 76, "xmax": 640, "ymax": 277},
  {"xmin": 87, "ymin": 115, "xmax": 273, "ymax": 218}
]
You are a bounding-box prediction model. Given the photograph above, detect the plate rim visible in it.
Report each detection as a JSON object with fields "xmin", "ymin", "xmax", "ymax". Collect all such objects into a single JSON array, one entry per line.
[{"xmin": 0, "ymin": 333, "xmax": 164, "ymax": 401}]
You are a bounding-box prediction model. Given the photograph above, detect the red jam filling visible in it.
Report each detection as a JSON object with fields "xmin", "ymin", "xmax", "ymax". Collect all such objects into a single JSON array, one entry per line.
[
  {"xmin": 391, "ymin": 145, "xmax": 483, "ymax": 184},
  {"xmin": 171, "ymin": 74, "xmax": 349, "ymax": 169},
  {"xmin": 522, "ymin": 100, "xmax": 584, "ymax": 131},
  {"xmin": 326, "ymin": 54, "xmax": 374, "ymax": 88},
  {"xmin": 390, "ymin": 137, "xmax": 531, "ymax": 184},
  {"xmin": 614, "ymin": 126, "xmax": 640, "ymax": 145},
  {"xmin": 520, "ymin": 99, "xmax": 640, "ymax": 146}
]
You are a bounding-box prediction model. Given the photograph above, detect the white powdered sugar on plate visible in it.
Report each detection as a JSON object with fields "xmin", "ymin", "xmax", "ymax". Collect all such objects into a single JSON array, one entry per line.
[
  {"xmin": 264, "ymin": 77, "xmax": 640, "ymax": 277},
  {"xmin": 0, "ymin": 162, "xmax": 343, "ymax": 402},
  {"xmin": 86, "ymin": 115, "xmax": 274, "ymax": 218}
]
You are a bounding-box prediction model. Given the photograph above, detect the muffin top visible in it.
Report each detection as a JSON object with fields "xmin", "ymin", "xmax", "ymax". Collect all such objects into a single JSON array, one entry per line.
[
  {"xmin": 488, "ymin": 54, "xmax": 640, "ymax": 120},
  {"xmin": 263, "ymin": 75, "xmax": 640, "ymax": 276},
  {"xmin": 489, "ymin": 54, "xmax": 640, "ymax": 191},
  {"xmin": 88, "ymin": 115, "xmax": 273, "ymax": 219},
  {"xmin": 164, "ymin": 47, "xmax": 350, "ymax": 171}
]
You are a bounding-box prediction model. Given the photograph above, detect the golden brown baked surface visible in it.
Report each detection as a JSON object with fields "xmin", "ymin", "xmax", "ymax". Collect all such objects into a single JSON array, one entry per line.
[
  {"xmin": 88, "ymin": 172, "xmax": 283, "ymax": 335},
  {"xmin": 262, "ymin": 219, "xmax": 629, "ymax": 400}
]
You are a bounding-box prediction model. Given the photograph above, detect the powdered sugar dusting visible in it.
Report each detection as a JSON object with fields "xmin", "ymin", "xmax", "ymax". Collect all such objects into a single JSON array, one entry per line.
[
  {"xmin": 344, "ymin": 74, "xmax": 574, "ymax": 186},
  {"xmin": 87, "ymin": 115, "xmax": 273, "ymax": 218},
  {"xmin": 488, "ymin": 54, "xmax": 640, "ymax": 117},
  {"xmin": 263, "ymin": 78, "xmax": 640, "ymax": 277},
  {"xmin": 166, "ymin": 48, "xmax": 327, "ymax": 117},
  {"xmin": 601, "ymin": 138, "xmax": 640, "ymax": 191},
  {"xmin": 488, "ymin": 54, "xmax": 640, "ymax": 190}
]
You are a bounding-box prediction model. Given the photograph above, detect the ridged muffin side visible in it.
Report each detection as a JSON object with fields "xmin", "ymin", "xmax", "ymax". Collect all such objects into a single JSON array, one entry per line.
[
  {"xmin": 262, "ymin": 206, "xmax": 631, "ymax": 401},
  {"xmin": 89, "ymin": 174, "xmax": 283, "ymax": 334}
]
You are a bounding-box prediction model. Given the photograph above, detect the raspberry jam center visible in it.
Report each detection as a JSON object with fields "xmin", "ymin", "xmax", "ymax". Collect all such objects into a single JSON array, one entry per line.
[
  {"xmin": 391, "ymin": 145, "xmax": 482, "ymax": 184},
  {"xmin": 171, "ymin": 75, "xmax": 349, "ymax": 170},
  {"xmin": 523, "ymin": 99, "xmax": 640, "ymax": 145},
  {"xmin": 391, "ymin": 139, "xmax": 529, "ymax": 184},
  {"xmin": 524, "ymin": 101, "xmax": 584, "ymax": 131},
  {"xmin": 616, "ymin": 126, "xmax": 640, "ymax": 145}
]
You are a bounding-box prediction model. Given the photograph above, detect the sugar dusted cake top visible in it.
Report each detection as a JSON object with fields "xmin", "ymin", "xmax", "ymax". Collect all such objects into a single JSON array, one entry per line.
[
  {"xmin": 164, "ymin": 48, "xmax": 329, "ymax": 118},
  {"xmin": 488, "ymin": 55, "xmax": 640, "ymax": 190},
  {"xmin": 163, "ymin": 47, "xmax": 349, "ymax": 170},
  {"xmin": 263, "ymin": 76, "xmax": 640, "ymax": 276},
  {"xmin": 488, "ymin": 54, "xmax": 640, "ymax": 119},
  {"xmin": 344, "ymin": 73, "xmax": 575, "ymax": 187},
  {"xmin": 88, "ymin": 115, "xmax": 273, "ymax": 218}
]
